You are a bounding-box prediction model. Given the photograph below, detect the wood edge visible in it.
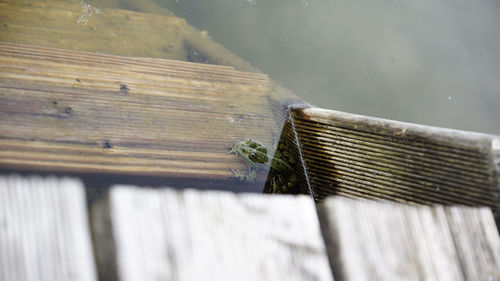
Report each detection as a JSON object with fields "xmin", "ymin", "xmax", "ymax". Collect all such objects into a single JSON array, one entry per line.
[
  {"xmin": 294, "ymin": 107, "xmax": 498, "ymax": 152},
  {"xmin": 183, "ymin": 25, "xmax": 261, "ymax": 74},
  {"xmin": 491, "ymin": 137, "xmax": 500, "ymax": 227},
  {"xmin": 90, "ymin": 190, "xmax": 120, "ymax": 281},
  {"xmin": 316, "ymin": 199, "xmax": 345, "ymax": 281}
]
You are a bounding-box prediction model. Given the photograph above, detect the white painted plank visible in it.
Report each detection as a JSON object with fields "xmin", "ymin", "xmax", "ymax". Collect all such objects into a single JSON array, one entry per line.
[
  {"xmin": 318, "ymin": 198, "xmax": 500, "ymax": 281},
  {"xmin": 0, "ymin": 175, "xmax": 97, "ymax": 281},
  {"xmin": 92, "ymin": 186, "xmax": 334, "ymax": 281}
]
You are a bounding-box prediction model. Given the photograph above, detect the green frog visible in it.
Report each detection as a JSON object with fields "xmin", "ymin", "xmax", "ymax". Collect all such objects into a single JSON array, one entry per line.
[{"xmin": 228, "ymin": 138, "xmax": 297, "ymax": 193}]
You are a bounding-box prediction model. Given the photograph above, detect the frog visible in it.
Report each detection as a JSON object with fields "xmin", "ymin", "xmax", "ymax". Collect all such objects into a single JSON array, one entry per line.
[{"xmin": 228, "ymin": 138, "xmax": 297, "ymax": 193}]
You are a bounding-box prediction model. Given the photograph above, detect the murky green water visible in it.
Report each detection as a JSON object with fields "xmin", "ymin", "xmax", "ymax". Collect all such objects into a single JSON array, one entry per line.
[{"xmin": 158, "ymin": 0, "xmax": 500, "ymax": 135}]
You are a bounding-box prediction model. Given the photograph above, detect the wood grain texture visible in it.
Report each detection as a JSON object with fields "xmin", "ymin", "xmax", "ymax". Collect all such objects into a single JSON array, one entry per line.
[
  {"xmin": 292, "ymin": 107, "xmax": 500, "ymax": 220},
  {"xmin": 91, "ymin": 186, "xmax": 334, "ymax": 281},
  {"xmin": 0, "ymin": 41, "xmax": 278, "ymax": 181},
  {"xmin": 318, "ymin": 198, "xmax": 500, "ymax": 281},
  {"xmin": 0, "ymin": 0, "xmax": 259, "ymax": 72},
  {"xmin": 0, "ymin": 175, "xmax": 97, "ymax": 281},
  {"xmin": 0, "ymin": 0, "xmax": 186, "ymax": 61}
]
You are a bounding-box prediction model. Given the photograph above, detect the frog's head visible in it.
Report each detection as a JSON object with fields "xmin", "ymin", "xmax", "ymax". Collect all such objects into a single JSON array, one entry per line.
[{"xmin": 231, "ymin": 139, "xmax": 270, "ymax": 169}]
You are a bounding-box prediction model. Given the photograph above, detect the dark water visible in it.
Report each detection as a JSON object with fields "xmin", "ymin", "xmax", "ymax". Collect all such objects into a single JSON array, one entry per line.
[{"xmin": 159, "ymin": 0, "xmax": 500, "ymax": 135}]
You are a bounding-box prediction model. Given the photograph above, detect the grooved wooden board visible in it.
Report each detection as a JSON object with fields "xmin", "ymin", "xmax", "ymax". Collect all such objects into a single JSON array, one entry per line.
[
  {"xmin": 292, "ymin": 107, "xmax": 500, "ymax": 221},
  {"xmin": 91, "ymin": 185, "xmax": 334, "ymax": 281},
  {"xmin": 0, "ymin": 175, "xmax": 97, "ymax": 281},
  {"xmin": 0, "ymin": 41, "xmax": 277, "ymax": 180}
]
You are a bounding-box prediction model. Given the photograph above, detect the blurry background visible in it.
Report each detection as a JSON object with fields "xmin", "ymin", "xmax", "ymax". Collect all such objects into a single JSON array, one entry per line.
[{"xmin": 156, "ymin": 0, "xmax": 500, "ymax": 134}]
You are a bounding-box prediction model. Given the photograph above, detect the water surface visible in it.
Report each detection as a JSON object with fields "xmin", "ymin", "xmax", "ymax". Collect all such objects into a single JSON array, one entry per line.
[{"xmin": 161, "ymin": 0, "xmax": 500, "ymax": 134}]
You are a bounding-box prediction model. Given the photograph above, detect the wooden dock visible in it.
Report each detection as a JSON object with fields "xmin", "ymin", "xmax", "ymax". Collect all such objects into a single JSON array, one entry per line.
[
  {"xmin": 0, "ymin": 42, "xmax": 499, "ymax": 279},
  {"xmin": 1, "ymin": 175, "xmax": 499, "ymax": 281},
  {"xmin": 0, "ymin": 38, "xmax": 500, "ymax": 280},
  {"xmin": 1, "ymin": 0, "xmax": 500, "ymax": 279}
]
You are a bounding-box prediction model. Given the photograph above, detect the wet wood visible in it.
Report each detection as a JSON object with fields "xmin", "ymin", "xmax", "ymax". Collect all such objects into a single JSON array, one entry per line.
[
  {"xmin": 0, "ymin": 0, "xmax": 187, "ymax": 60},
  {"xmin": 0, "ymin": 0, "xmax": 300, "ymax": 182},
  {"xmin": 0, "ymin": 0, "xmax": 259, "ymax": 72},
  {"xmin": 0, "ymin": 41, "xmax": 277, "ymax": 180},
  {"xmin": 292, "ymin": 107, "xmax": 500, "ymax": 222},
  {"xmin": 0, "ymin": 175, "xmax": 97, "ymax": 281},
  {"xmin": 91, "ymin": 185, "xmax": 334, "ymax": 281},
  {"xmin": 318, "ymin": 197, "xmax": 500, "ymax": 281}
]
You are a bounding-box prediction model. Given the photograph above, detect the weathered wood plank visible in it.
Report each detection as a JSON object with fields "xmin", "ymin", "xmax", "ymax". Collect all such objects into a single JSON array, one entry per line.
[
  {"xmin": 0, "ymin": 0, "xmax": 301, "ymax": 186},
  {"xmin": 292, "ymin": 107, "xmax": 500, "ymax": 221},
  {"xmin": 318, "ymin": 198, "xmax": 500, "ymax": 281},
  {"xmin": 0, "ymin": 0, "xmax": 187, "ymax": 60},
  {"xmin": 91, "ymin": 186, "xmax": 334, "ymax": 281},
  {"xmin": 0, "ymin": 175, "xmax": 97, "ymax": 281},
  {"xmin": 0, "ymin": 41, "xmax": 278, "ymax": 182},
  {"xmin": 0, "ymin": 0, "xmax": 259, "ymax": 72}
]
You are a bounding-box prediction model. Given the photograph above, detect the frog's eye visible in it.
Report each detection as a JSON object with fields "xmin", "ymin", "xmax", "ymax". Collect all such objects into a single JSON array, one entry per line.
[{"xmin": 249, "ymin": 153, "xmax": 258, "ymax": 160}]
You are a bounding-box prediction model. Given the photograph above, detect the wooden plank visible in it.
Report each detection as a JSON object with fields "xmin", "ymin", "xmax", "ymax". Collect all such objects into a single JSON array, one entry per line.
[
  {"xmin": 0, "ymin": 0, "xmax": 303, "ymax": 187},
  {"xmin": 0, "ymin": 0, "xmax": 187, "ymax": 60},
  {"xmin": 291, "ymin": 107, "xmax": 500, "ymax": 220},
  {"xmin": 318, "ymin": 198, "xmax": 500, "ymax": 281},
  {"xmin": 0, "ymin": 0, "xmax": 259, "ymax": 72},
  {"xmin": 91, "ymin": 186, "xmax": 334, "ymax": 281},
  {"xmin": 0, "ymin": 175, "xmax": 97, "ymax": 281},
  {"xmin": 0, "ymin": 41, "xmax": 279, "ymax": 183}
]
